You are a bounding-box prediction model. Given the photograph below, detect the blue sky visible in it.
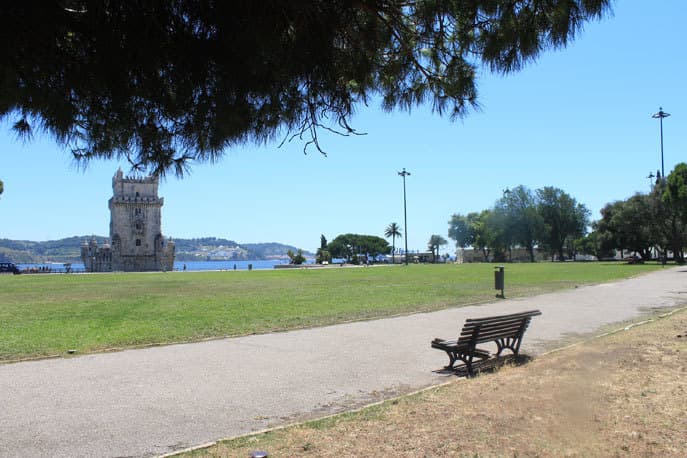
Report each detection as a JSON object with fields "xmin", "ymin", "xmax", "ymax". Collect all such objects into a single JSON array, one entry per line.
[{"xmin": 1, "ymin": 1, "xmax": 685, "ymax": 255}]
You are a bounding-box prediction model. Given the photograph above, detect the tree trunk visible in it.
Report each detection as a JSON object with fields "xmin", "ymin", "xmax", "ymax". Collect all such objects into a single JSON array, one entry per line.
[
  {"xmin": 391, "ymin": 236, "xmax": 395, "ymax": 264},
  {"xmin": 670, "ymin": 217, "xmax": 683, "ymax": 264}
]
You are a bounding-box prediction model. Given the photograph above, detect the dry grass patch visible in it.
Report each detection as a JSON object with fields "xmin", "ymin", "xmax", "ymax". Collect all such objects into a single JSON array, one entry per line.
[{"xmin": 188, "ymin": 309, "xmax": 687, "ymax": 457}]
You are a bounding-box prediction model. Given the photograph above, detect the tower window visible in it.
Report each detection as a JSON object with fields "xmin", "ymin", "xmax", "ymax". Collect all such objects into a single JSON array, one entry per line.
[{"xmin": 136, "ymin": 239, "xmax": 141, "ymax": 246}]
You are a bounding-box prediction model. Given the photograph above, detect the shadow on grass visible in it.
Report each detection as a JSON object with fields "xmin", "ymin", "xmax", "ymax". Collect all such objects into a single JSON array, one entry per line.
[{"xmin": 433, "ymin": 354, "xmax": 534, "ymax": 378}]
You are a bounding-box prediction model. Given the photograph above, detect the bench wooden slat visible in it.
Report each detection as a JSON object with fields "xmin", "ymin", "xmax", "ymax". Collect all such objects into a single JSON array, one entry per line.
[
  {"xmin": 465, "ymin": 310, "xmax": 541, "ymax": 324},
  {"xmin": 459, "ymin": 325, "xmax": 531, "ymax": 339},
  {"xmin": 458, "ymin": 323, "xmax": 530, "ymax": 337},
  {"xmin": 461, "ymin": 316, "xmax": 536, "ymax": 329},
  {"xmin": 461, "ymin": 318, "xmax": 537, "ymax": 331},
  {"xmin": 467, "ymin": 330, "xmax": 530, "ymax": 344}
]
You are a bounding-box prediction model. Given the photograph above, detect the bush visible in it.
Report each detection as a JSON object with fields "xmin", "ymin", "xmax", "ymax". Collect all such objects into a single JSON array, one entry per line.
[{"xmin": 287, "ymin": 249, "xmax": 306, "ymax": 265}]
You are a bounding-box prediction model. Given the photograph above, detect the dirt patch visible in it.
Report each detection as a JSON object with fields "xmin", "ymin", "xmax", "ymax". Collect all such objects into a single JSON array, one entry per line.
[{"xmin": 189, "ymin": 309, "xmax": 687, "ymax": 457}]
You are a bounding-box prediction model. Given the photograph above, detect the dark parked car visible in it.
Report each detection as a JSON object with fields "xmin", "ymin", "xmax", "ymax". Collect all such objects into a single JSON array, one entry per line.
[{"xmin": 0, "ymin": 262, "xmax": 20, "ymax": 274}]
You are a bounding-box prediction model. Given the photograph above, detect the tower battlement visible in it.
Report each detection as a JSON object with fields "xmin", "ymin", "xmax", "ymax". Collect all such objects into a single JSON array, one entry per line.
[
  {"xmin": 112, "ymin": 168, "xmax": 160, "ymax": 199},
  {"xmin": 113, "ymin": 168, "xmax": 159, "ymax": 183}
]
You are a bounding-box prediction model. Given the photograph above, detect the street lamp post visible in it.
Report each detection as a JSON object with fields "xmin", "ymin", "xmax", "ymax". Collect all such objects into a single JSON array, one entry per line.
[
  {"xmin": 398, "ymin": 168, "xmax": 411, "ymax": 265},
  {"xmin": 652, "ymin": 107, "xmax": 671, "ymax": 179}
]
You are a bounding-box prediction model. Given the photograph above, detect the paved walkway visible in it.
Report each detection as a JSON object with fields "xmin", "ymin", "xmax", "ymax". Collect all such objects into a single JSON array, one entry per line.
[{"xmin": 1, "ymin": 267, "xmax": 686, "ymax": 457}]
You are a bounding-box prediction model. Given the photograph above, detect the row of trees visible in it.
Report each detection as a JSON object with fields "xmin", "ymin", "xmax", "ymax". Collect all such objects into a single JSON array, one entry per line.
[
  {"xmin": 314, "ymin": 226, "xmax": 449, "ymax": 265},
  {"xmin": 582, "ymin": 164, "xmax": 687, "ymax": 263},
  {"xmin": 316, "ymin": 233, "xmax": 390, "ymax": 264},
  {"xmin": 449, "ymin": 186, "xmax": 590, "ymax": 262}
]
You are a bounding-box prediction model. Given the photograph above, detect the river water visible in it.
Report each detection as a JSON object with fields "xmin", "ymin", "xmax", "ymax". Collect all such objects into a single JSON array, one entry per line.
[{"xmin": 17, "ymin": 259, "xmax": 312, "ymax": 273}]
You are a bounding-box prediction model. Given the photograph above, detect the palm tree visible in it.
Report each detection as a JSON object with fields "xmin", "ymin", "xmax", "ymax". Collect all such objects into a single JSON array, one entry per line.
[
  {"xmin": 384, "ymin": 223, "xmax": 403, "ymax": 264},
  {"xmin": 428, "ymin": 234, "xmax": 448, "ymax": 263}
]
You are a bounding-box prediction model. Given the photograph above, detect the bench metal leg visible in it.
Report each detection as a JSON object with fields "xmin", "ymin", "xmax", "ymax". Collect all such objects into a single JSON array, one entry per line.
[
  {"xmin": 442, "ymin": 351, "xmax": 458, "ymax": 370},
  {"xmin": 495, "ymin": 337, "xmax": 522, "ymax": 357},
  {"xmin": 454, "ymin": 349, "xmax": 490, "ymax": 377}
]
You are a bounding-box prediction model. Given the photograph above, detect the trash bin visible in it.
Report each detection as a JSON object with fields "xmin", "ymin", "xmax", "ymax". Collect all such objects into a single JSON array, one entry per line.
[{"xmin": 494, "ymin": 266, "xmax": 505, "ymax": 298}]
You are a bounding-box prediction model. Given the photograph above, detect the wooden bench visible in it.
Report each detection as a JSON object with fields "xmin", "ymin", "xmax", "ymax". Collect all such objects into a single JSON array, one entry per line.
[{"xmin": 431, "ymin": 310, "xmax": 541, "ymax": 376}]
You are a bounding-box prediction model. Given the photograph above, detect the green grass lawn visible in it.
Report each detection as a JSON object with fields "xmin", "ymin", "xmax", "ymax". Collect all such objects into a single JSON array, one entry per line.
[{"xmin": 0, "ymin": 262, "xmax": 662, "ymax": 361}]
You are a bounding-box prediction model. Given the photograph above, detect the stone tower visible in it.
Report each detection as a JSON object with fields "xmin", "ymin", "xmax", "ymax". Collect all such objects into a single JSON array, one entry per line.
[
  {"xmin": 109, "ymin": 169, "xmax": 175, "ymax": 271},
  {"xmin": 81, "ymin": 169, "xmax": 175, "ymax": 272}
]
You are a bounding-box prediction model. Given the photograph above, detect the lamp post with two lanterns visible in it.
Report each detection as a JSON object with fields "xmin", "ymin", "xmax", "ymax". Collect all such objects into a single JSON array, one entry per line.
[
  {"xmin": 398, "ymin": 168, "xmax": 411, "ymax": 266},
  {"xmin": 652, "ymin": 107, "xmax": 671, "ymax": 179}
]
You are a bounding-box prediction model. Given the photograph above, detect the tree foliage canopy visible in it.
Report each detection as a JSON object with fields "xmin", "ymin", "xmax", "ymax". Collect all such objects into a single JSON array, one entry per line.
[
  {"xmin": 427, "ymin": 234, "xmax": 448, "ymax": 262},
  {"xmin": 495, "ymin": 185, "xmax": 543, "ymax": 261},
  {"xmin": 384, "ymin": 223, "xmax": 402, "ymax": 241},
  {"xmin": 327, "ymin": 233, "xmax": 390, "ymax": 260},
  {"xmin": 447, "ymin": 213, "xmax": 473, "ymax": 248},
  {"xmin": 536, "ymin": 186, "xmax": 589, "ymax": 260},
  {"xmin": 588, "ymin": 164, "xmax": 687, "ymax": 263},
  {"xmin": 448, "ymin": 185, "xmax": 589, "ymax": 261},
  {"xmin": 1, "ymin": 1, "xmax": 610, "ymax": 175},
  {"xmin": 449, "ymin": 210, "xmax": 501, "ymax": 261},
  {"xmin": 596, "ymin": 195, "xmax": 654, "ymax": 260},
  {"xmin": 316, "ymin": 234, "xmax": 331, "ymax": 263},
  {"xmin": 575, "ymin": 228, "xmax": 615, "ymax": 261},
  {"xmin": 287, "ymin": 248, "xmax": 307, "ymax": 265},
  {"xmin": 384, "ymin": 222, "xmax": 402, "ymax": 263},
  {"xmin": 663, "ymin": 163, "xmax": 687, "ymax": 216}
]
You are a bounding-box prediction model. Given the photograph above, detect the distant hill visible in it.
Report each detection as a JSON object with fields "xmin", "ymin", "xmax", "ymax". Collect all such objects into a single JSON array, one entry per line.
[
  {"xmin": 0, "ymin": 236, "xmax": 109, "ymax": 263},
  {"xmin": 0, "ymin": 237, "xmax": 312, "ymax": 264},
  {"xmin": 241, "ymin": 242, "xmax": 308, "ymax": 260}
]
